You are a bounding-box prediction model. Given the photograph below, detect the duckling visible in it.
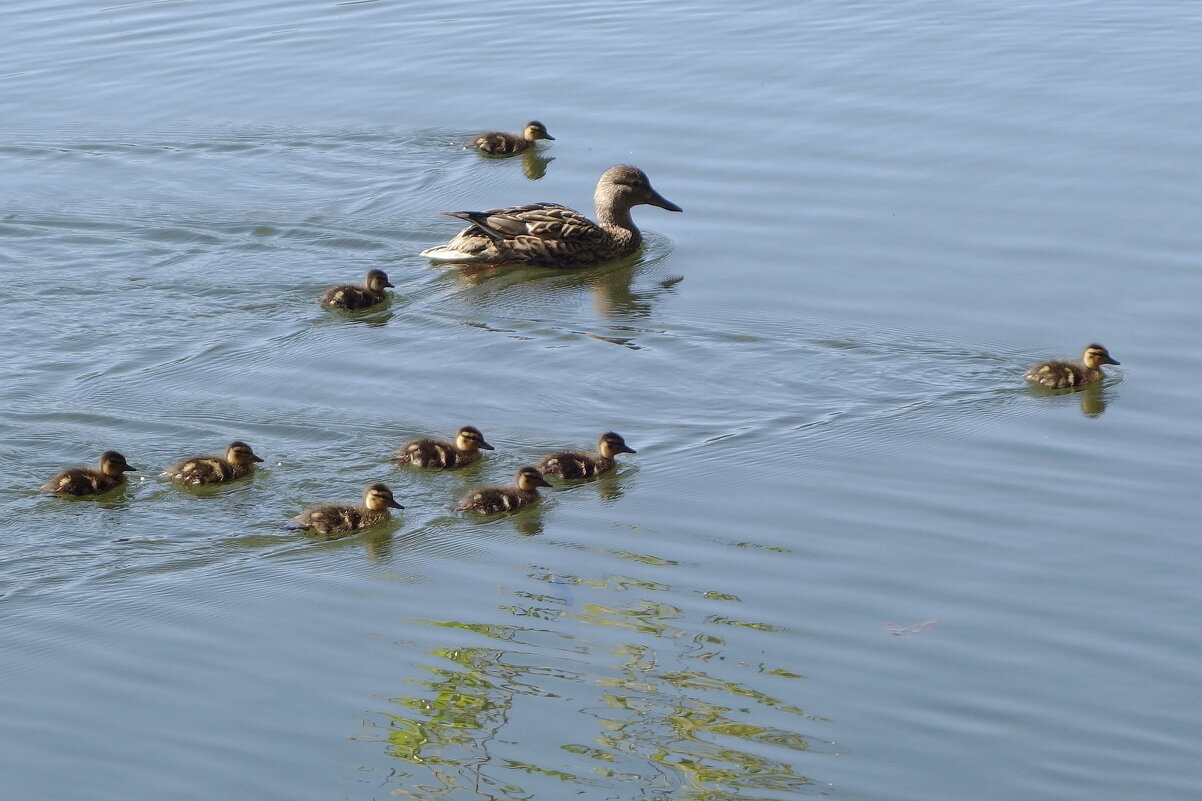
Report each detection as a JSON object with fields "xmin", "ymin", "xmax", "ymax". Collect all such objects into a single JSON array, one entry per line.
[
  {"xmin": 421, "ymin": 165, "xmax": 682, "ymax": 269},
  {"xmin": 320, "ymin": 269, "xmax": 394, "ymax": 310},
  {"xmin": 294, "ymin": 483, "xmax": 404, "ymax": 535},
  {"xmin": 536, "ymin": 432, "xmax": 637, "ymax": 479},
  {"xmin": 458, "ymin": 466, "xmax": 552, "ymax": 514},
  {"xmin": 394, "ymin": 425, "xmax": 494, "ymax": 469},
  {"xmin": 470, "ymin": 121, "xmax": 555, "ymax": 155},
  {"xmin": 43, "ymin": 451, "xmax": 136, "ymax": 496},
  {"xmin": 164, "ymin": 441, "xmax": 264, "ymax": 485},
  {"xmin": 1024, "ymin": 343, "xmax": 1120, "ymax": 388}
]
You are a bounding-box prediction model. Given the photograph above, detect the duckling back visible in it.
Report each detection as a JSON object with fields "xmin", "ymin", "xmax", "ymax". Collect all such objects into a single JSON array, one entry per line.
[
  {"xmin": 295, "ymin": 483, "xmax": 403, "ymax": 534},
  {"xmin": 458, "ymin": 466, "xmax": 551, "ymax": 514},
  {"xmin": 321, "ymin": 270, "xmax": 394, "ymax": 311},
  {"xmin": 395, "ymin": 438, "xmax": 471, "ymax": 469},
  {"xmin": 295, "ymin": 503, "xmax": 386, "ymax": 534},
  {"xmin": 43, "ymin": 451, "xmax": 136, "ymax": 496},
  {"xmin": 1024, "ymin": 344, "xmax": 1119, "ymax": 389}
]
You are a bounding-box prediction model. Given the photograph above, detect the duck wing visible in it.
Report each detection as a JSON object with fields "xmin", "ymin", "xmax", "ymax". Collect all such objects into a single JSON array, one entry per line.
[{"xmin": 444, "ymin": 203, "xmax": 600, "ymax": 242}]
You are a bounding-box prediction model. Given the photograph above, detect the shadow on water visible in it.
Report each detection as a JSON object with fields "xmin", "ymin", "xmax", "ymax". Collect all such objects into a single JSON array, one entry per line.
[{"xmin": 366, "ymin": 565, "xmax": 829, "ymax": 800}]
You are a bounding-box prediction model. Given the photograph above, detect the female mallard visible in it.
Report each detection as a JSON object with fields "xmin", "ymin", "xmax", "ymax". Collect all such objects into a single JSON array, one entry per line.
[
  {"xmin": 470, "ymin": 121, "xmax": 555, "ymax": 155},
  {"xmin": 295, "ymin": 483, "xmax": 404, "ymax": 535},
  {"xmin": 536, "ymin": 432, "xmax": 636, "ymax": 479},
  {"xmin": 458, "ymin": 466, "xmax": 551, "ymax": 514},
  {"xmin": 394, "ymin": 425, "xmax": 494, "ymax": 469},
  {"xmin": 421, "ymin": 165, "xmax": 682, "ymax": 269},
  {"xmin": 164, "ymin": 441, "xmax": 264, "ymax": 485},
  {"xmin": 320, "ymin": 269, "xmax": 394, "ymax": 310},
  {"xmin": 1024, "ymin": 344, "xmax": 1120, "ymax": 388},
  {"xmin": 43, "ymin": 450, "xmax": 136, "ymax": 496}
]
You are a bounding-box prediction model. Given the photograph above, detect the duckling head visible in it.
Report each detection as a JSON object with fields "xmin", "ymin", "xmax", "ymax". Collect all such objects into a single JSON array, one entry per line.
[
  {"xmin": 456, "ymin": 426, "xmax": 495, "ymax": 453},
  {"xmin": 366, "ymin": 269, "xmax": 395, "ymax": 292},
  {"xmin": 364, "ymin": 483, "xmax": 404, "ymax": 511},
  {"xmin": 598, "ymin": 432, "xmax": 637, "ymax": 458},
  {"xmin": 226, "ymin": 441, "xmax": 264, "ymax": 466},
  {"xmin": 1082, "ymin": 343, "xmax": 1120, "ymax": 369},
  {"xmin": 516, "ymin": 466, "xmax": 553, "ymax": 491},
  {"xmin": 100, "ymin": 451, "xmax": 136, "ymax": 476},
  {"xmin": 598, "ymin": 165, "xmax": 682, "ymax": 213},
  {"xmin": 523, "ymin": 121, "xmax": 555, "ymax": 142}
]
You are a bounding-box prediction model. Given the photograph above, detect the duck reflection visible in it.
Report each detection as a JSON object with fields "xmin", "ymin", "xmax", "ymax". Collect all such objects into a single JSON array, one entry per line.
[
  {"xmin": 520, "ymin": 149, "xmax": 553, "ymax": 180},
  {"xmin": 445, "ymin": 254, "xmax": 682, "ymax": 325},
  {"xmin": 1027, "ymin": 382, "xmax": 1111, "ymax": 418}
]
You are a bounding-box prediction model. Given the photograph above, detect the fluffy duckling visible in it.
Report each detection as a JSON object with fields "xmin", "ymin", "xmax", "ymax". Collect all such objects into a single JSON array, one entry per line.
[
  {"xmin": 421, "ymin": 165, "xmax": 682, "ymax": 269},
  {"xmin": 43, "ymin": 451, "xmax": 136, "ymax": 496},
  {"xmin": 458, "ymin": 466, "xmax": 551, "ymax": 514},
  {"xmin": 320, "ymin": 269, "xmax": 394, "ymax": 310},
  {"xmin": 294, "ymin": 483, "xmax": 404, "ymax": 535},
  {"xmin": 394, "ymin": 425, "xmax": 494, "ymax": 469},
  {"xmin": 1024, "ymin": 344, "xmax": 1120, "ymax": 388},
  {"xmin": 536, "ymin": 432, "xmax": 637, "ymax": 479},
  {"xmin": 164, "ymin": 441, "xmax": 264, "ymax": 485},
  {"xmin": 470, "ymin": 121, "xmax": 555, "ymax": 155}
]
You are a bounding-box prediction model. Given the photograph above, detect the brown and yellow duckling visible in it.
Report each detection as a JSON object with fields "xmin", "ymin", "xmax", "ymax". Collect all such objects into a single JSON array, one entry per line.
[
  {"xmin": 458, "ymin": 466, "xmax": 551, "ymax": 514},
  {"xmin": 421, "ymin": 164, "xmax": 682, "ymax": 269},
  {"xmin": 470, "ymin": 121, "xmax": 555, "ymax": 155},
  {"xmin": 536, "ymin": 432, "xmax": 636, "ymax": 480},
  {"xmin": 294, "ymin": 483, "xmax": 404, "ymax": 535},
  {"xmin": 394, "ymin": 425, "xmax": 494, "ymax": 469},
  {"xmin": 320, "ymin": 269, "xmax": 394, "ymax": 311},
  {"xmin": 1024, "ymin": 343, "xmax": 1120, "ymax": 389},
  {"xmin": 164, "ymin": 441, "xmax": 264, "ymax": 485},
  {"xmin": 43, "ymin": 450, "xmax": 136, "ymax": 496}
]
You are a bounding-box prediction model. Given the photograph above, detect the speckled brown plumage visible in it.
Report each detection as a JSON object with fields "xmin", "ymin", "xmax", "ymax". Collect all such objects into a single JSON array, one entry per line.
[
  {"xmin": 536, "ymin": 432, "xmax": 636, "ymax": 479},
  {"xmin": 165, "ymin": 441, "xmax": 263, "ymax": 485},
  {"xmin": 1024, "ymin": 344, "xmax": 1120, "ymax": 389},
  {"xmin": 458, "ymin": 466, "xmax": 551, "ymax": 514},
  {"xmin": 295, "ymin": 483, "xmax": 403, "ymax": 535},
  {"xmin": 320, "ymin": 269, "xmax": 394, "ymax": 310},
  {"xmin": 394, "ymin": 426, "xmax": 494, "ymax": 469},
  {"xmin": 43, "ymin": 451, "xmax": 136, "ymax": 496},
  {"xmin": 470, "ymin": 121, "xmax": 554, "ymax": 155},
  {"xmin": 421, "ymin": 165, "xmax": 682, "ymax": 269}
]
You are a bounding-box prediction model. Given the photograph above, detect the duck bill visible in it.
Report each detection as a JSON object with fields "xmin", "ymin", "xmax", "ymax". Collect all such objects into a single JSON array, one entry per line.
[
  {"xmin": 536, "ymin": 475, "xmax": 553, "ymax": 488},
  {"xmin": 543, "ymin": 134, "xmax": 556, "ymax": 140},
  {"xmin": 647, "ymin": 189, "xmax": 683, "ymax": 213},
  {"xmin": 389, "ymin": 499, "xmax": 405, "ymax": 509},
  {"xmin": 479, "ymin": 441, "xmax": 495, "ymax": 451},
  {"xmin": 122, "ymin": 464, "xmax": 137, "ymax": 472},
  {"xmin": 621, "ymin": 446, "xmax": 638, "ymax": 454},
  {"xmin": 252, "ymin": 455, "xmax": 265, "ymax": 463},
  {"xmin": 1104, "ymin": 357, "xmax": 1120, "ymax": 365}
]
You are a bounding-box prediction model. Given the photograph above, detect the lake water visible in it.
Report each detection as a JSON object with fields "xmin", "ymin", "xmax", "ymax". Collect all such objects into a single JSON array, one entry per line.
[{"xmin": 2, "ymin": 1, "xmax": 1201, "ymax": 799}]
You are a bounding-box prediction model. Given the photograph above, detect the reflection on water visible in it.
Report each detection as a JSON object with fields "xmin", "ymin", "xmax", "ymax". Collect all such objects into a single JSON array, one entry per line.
[
  {"xmin": 519, "ymin": 150, "xmax": 553, "ymax": 181},
  {"xmin": 1025, "ymin": 382, "xmax": 1112, "ymax": 418},
  {"xmin": 372, "ymin": 566, "xmax": 824, "ymax": 801}
]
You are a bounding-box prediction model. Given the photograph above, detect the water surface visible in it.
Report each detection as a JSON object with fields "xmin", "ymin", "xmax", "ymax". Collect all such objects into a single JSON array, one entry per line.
[{"xmin": 3, "ymin": 1, "xmax": 1202, "ymax": 800}]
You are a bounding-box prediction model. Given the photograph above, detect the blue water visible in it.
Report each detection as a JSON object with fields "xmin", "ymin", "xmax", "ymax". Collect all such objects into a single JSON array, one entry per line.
[{"xmin": 3, "ymin": 1, "xmax": 1201, "ymax": 800}]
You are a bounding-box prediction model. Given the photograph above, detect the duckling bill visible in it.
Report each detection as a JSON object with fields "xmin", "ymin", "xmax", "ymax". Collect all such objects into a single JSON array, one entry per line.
[
  {"xmin": 395, "ymin": 425, "xmax": 494, "ymax": 469},
  {"xmin": 1024, "ymin": 344, "xmax": 1119, "ymax": 389},
  {"xmin": 165, "ymin": 441, "xmax": 263, "ymax": 485},
  {"xmin": 470, "ymin": 121, "xmax": 555, "ymax": 155},
  {"xmin": 321, "ymin": 269, "xmax": 394, "ymax": 311},
  {"xmin": 458, "ymin": 466, "xmax": 551, "ymax": 515},
  {"xmin": 536, "ymin": 432, "xmax": 636, "ymax": 480},
  {"xmin": 295, "ymin": 483, "xmax": 404, "ymax": 535},
  {"xmin": 43, "ymin": 451, "xmax": 136, "ymax": 496}
]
